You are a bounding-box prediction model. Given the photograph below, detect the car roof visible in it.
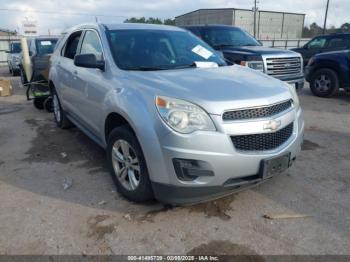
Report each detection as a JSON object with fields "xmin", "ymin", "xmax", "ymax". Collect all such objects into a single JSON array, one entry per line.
[
  {"xmin": 182, "ymin": 24, "xmax": 240, "ymax": 29},
  {"xmin": 65, "ymin": 22, "xmax": 185, "ymax": 32},
  {"xmin": 104, "ymin": 23, "xmax": 185, "ymax": 31}
]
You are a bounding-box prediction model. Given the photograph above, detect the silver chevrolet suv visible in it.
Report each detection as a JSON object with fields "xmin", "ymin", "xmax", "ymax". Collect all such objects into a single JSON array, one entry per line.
[{"xmin": 49, "ymin": 23, "xmax": 304, "ymax": 205}]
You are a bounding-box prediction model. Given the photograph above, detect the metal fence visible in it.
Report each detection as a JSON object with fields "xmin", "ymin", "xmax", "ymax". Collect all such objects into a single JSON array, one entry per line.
[
  {"xmin": 259, "ymin": 39, "xmax": 311, "ymax": 49},
  {"xmin": 0, "ymin": 36, "xmax": 311, "ymax": 67}
]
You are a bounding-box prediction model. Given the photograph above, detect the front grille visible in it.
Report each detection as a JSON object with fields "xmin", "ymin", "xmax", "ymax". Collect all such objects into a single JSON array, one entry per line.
[
  {"xmin": 223, "ymin": 100, "xmax": 292, "ymax": 121},
  {"xmin": 231, "ymin": 122, "xmax": 294, "ymax": 151},
  {"xmin": 266, "ymin": 57, "xmax": 302, "ymax": 77}
]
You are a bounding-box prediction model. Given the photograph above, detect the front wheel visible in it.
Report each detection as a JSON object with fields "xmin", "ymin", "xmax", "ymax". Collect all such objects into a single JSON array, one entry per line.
[
  {"xmin": 309, "ymin": 68, "xmax": 339, "ymax": 97},
  {"xmin": 107, "ymin": 126, "xmax": 153, "ymax": 203}
]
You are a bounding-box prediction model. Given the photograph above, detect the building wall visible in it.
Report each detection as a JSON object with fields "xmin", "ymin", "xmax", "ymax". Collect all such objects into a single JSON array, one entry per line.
[
  {"xmin": 175, "ymin": 9, "xmax": 305, "ymax": 39},
  {"xmin": 234, "ymin": 10, "xmax": 256, "ymax": 35},
  {"xmin": 176, "ymin": 10, "xmax": 233, "ymax": 26}
]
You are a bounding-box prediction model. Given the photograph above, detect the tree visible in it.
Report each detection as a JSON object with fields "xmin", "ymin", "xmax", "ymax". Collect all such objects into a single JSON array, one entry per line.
[
  {"xmin": 124, "ymin": 17, "xmax": 175, "ymax": 26},
  {"xmin": 303, "ymin": 22, "xmax": 350, "ymax": 38},
  {"xmin": 164, "ymin": 19, "xmax": 176, "ymax": 26},
  {"xmin": 340, "ymin": 23, "xmax": 350, "ymax": 32}
]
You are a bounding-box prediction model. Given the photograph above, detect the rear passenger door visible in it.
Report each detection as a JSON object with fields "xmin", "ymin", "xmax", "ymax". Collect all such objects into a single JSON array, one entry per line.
[
  {"xmin": 325, "ymin": 37, "xmax": 350, "ymax": 52},
  {"xmin": 56, "ymin": 31, "xmax": 83, "ymax": 115}
]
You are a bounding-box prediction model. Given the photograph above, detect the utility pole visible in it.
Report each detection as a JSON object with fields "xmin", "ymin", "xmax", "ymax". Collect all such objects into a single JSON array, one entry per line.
[
  {"xmin": 323, "ymin": 0, "xmax": 330, "ymax": 34},
  {"xmin": 253, "ymin": 0, "xmax": 258, "ymax": 38}
]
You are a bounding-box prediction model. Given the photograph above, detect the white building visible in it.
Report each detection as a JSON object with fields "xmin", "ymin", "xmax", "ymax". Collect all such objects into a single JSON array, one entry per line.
[{"xmin": 175, "ymin": 8, "xmax": 305, "ymax": 39}]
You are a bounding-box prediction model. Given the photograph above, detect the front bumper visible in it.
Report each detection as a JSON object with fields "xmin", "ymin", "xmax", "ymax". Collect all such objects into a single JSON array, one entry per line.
[
  {"xmin": 272, "ymin": 74, "xmax": 304, "ymax": 92},
  {"xmin": 152, "ymin": 108, "xmax": 304, "ymax": 205}
]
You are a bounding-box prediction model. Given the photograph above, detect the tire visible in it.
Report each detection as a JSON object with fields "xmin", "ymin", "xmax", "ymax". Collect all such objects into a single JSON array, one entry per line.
[
  {"xmin": 309, "ymin": 68, "xmax": 339, "ymax": 97},
  {"xmin": 33, "ymin": 97, "xmax": 45, "ymax": 110},
  {"xmin": 52, "ymin": 88, "xmax": 73, "ymax": 129},
  {"xmin": 44, "ymin": 97, "xmax": 54, "ymax": 113},
  {"xmin": 107, "ymin": 126, "xmax": 154, "ymax": 203}
]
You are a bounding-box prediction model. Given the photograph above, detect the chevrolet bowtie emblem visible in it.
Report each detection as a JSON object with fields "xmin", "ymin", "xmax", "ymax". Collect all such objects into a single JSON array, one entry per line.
[{"xmin": 264, "ymin": 120, "xmax": 282, "ymax": 131}]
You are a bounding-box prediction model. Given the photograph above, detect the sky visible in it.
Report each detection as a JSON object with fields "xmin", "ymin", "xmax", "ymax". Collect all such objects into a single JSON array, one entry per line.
[{"xmin": 0, "ymin": 0, "xmax": 348, "ymax": 35}]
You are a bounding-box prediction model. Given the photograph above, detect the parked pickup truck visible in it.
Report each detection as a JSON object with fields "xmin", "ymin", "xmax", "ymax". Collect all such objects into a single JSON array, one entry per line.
[
  {"xmin": 183, "ymin": 25, "xmax": 305, "ymax": 91},
  {"xmin": 305, "ymin": 49, "xmax": 350, "ymax": 97},
  {"xmin": 6, "ymin": 41, "xmax": 22, "ymax": 76},
  {"xmin": 49, "ymin": 23, "xmax": 304, "ymax": 205}
]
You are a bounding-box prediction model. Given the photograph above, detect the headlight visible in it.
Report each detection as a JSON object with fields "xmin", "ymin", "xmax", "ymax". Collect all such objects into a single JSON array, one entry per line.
[
  {"xmin": 285, "ymin": 83, "xmax": 300, "ymax": 109},
  {"xmin": 155, "ymin": 96, "xmax": 216, "ymax": 134},
  {"xmin": 240, "ymin": 61, "xmax": 264, "ymax": 72}
]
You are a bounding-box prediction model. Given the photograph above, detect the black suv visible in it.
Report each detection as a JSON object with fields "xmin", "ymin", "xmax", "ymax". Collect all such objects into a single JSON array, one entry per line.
[
  {"xmin": 292, "ymin": 33, "xmax": 350, "ymax": 66},
  {"xmin": 305, "ymin": 49, "xmax": 350, "ymax": 97},
  {"xmin": 183, "ymin": 25, "xmax": 304, "ymax": 91}
]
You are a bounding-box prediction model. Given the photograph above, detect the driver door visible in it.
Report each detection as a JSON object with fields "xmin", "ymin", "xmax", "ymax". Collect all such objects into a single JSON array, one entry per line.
[
  {"xmin": 304, "ymin": 36, "xmax": 329, "ymax": 64},
  {"xmin": 73, "ymin": 29, "xmax": 108, "ymax": 135}
]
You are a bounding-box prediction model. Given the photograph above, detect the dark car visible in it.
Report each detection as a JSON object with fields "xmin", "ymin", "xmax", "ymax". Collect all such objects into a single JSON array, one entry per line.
[
  {"xmin": 292, "ymin": 33, "xmax": 350, "ymax": 66},
  {"xmin": 19, "ymin": 36, "xmax": 58, "ymax": 110},
  {"xmin": 305, "ymin": 49, "xmax": 350, "ymax": 97},
  {"xmin": 183, "ymin": 25, "xmax": 304, "ymax": 91},
  {"xmin": 19, "ymin": 37, "xmax": 59, "ymax": 85}
]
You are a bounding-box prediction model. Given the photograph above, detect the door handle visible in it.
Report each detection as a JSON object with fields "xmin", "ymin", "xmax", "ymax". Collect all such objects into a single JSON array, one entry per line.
[{"xmin": 73, "ymin": 70, "xmax": 78, "ymax": 75}]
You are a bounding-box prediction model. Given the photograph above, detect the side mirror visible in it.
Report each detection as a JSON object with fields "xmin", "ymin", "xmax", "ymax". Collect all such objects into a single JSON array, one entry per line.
[
  {"xmin": 74, "ymin": 54, "xmax": 105, "ymax": 71},
  {"xmin": 5, "ymin": 51, "xmax": 10, "ymax": 53},
  {"xmin": 258, "ymin": 40, "xmax": 263, "ymax": 46},
  {"xmin": 303, "ymin": 44, "xmax": 308, "ymax": 49}
]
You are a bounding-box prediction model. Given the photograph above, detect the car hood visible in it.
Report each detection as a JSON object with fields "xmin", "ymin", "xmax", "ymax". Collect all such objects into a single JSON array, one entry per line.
[
  {"xmin": 222, "ymin": 46, "xmax": 299, "ymax": 56},
  {"xmin": 126, "ymin": 65, "xmax": 292, "ymax": 115}
]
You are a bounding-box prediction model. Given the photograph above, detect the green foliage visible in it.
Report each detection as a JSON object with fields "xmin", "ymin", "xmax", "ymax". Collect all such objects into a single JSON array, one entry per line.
[
  {"xmin": 303, "ymin": 22, "xmax": 350, "ymax": 38},
  {"xmin": 124, "ymin": 17, "xmax": 175, "ymax": 26}
]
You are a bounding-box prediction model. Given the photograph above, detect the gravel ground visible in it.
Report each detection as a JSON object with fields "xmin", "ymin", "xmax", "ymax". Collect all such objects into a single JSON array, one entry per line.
[{"xmin": 0, "ymin": 66, "xmax": 349, "ymax": 255}]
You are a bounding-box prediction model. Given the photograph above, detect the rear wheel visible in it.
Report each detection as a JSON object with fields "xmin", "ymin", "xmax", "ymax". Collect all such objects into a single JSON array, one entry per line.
[
  {"xmin": 44, "ymin": 97, "xmax": 54, "ymax": 112},
  {"xmin": 107, "ymin": 126, "xmax": 153, "ymax": 203},
  {"xmin": 52, "ymin": 89, "xmax": 73, "ymax": 129},
  {"xmin": 310, "ymin": 68, "xmax": 339, "ymax": 97},
  {"xmin": 33, "ymin": 97, "xmax": 45, "ymax": 110}
]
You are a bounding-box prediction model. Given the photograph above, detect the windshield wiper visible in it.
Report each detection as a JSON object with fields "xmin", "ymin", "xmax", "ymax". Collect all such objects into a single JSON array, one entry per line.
[
  {"xmin": 213, "ymin": 44, "xmax": 234, "ymax": 49},
  {"xmin": 171, "ymin": 63, "xmax": 198, "ymax": 70},
  {"xmin": 128, "ymin": 66, "xmax": 169, "ymax": 71}
]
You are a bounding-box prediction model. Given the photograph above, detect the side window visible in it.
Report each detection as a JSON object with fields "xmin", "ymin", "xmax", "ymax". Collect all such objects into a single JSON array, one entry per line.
[
  {"xmin": 327, "ymin": 38, "xmax": 349, "ymax": 49},
  {"xmin": 80, "ymin": 31, "xmax": 103, "ymax": 59},
  {"xmin": 64, "ymin": 31, "xmax": 82, "ymax": 59},
  {"xmin": 308, "ymin": 37, "xmax": 327, "ymax": 49}
]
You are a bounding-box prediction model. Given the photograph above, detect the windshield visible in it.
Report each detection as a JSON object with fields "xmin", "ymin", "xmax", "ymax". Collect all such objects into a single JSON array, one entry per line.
[
  {"xmin": 35, "ymin": 39, "xmax": 58, "ymax": 55},
  {"xmin": 107, "ymin": 29, "xmax": 226, "ymax": 71},
  {"xmin": 202, "ymin": 27, "xmax": 261, "ymax": 48},
  {"xmin": 11, "ymin": 43, "xmax": 21, "ymax": 53}
]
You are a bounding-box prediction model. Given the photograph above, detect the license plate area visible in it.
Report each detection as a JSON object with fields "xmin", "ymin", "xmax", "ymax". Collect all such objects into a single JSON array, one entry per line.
[{"xmin": 260, "ymin": 153, "xmax": 291, "ymax": 179}]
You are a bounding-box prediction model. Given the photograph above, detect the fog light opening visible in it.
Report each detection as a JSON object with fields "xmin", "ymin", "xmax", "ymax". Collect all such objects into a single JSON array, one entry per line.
[{"xmin": 173, "ymin": 158, "xmax": 214, "ymax": 182}]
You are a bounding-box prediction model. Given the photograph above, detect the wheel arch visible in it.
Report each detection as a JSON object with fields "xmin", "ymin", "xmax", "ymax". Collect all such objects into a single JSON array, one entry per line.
[{"xmin": 104, "ymin": 112, "xmax": 135, "ymax": 144}]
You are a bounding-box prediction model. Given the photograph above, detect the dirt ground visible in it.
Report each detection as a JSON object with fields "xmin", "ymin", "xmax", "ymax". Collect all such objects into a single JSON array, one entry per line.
[{"xmin": 0, "ymin": 66, "xmax": 349, "ymax": 255}]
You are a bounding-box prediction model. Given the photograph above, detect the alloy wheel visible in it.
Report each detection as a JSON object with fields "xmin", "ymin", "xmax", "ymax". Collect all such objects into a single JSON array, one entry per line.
[
  {"xmin": 314, "ymin": 74, "xmax": 331, "ymax": 92},
  {"xmin": 111, "ymin": 139, "xmax": 141, "ymax": 191}
]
